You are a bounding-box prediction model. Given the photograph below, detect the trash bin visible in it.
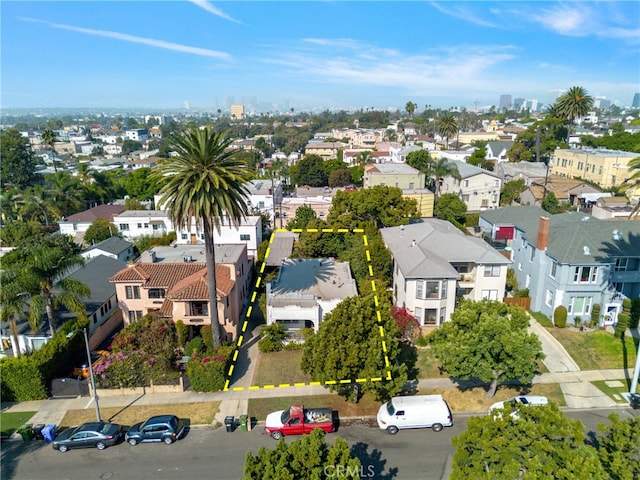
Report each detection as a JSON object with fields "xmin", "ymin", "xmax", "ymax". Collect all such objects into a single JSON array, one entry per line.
[
  {"xmin": 17, "ymin": 424, "xmax": 33, "ymax": 441},
  {"xmin": 32, "ymin": 424, "xmax": 45, "ymax": 440},
  {"xmin": 630, "ymin": 393, "xmax": 640, "ymax": 410},
  {"xmin": 42, "ymin": 424, "xmax": 56, "ymax": 442},
  {"xmin": 224, "ymin": 416, "xmax": 235, "ymax": 433},
  {"xmin": 239, "ymin": 414, "xmax": 248, "ymax": 432}
]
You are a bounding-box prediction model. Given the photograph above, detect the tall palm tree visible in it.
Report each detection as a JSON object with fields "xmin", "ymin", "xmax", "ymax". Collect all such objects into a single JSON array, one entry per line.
[
  {"xmin": 432, "ymin": 157, "xmax": 461, "ymax": 200},
  {"xmin": 620, "ymin": 156, "xmax": 640, "ymax": 219},
  {"xmin": 405, "ymin": 101, "xmax": 416, "ymax": 117},
  {"xmin": 0, "ymin": 270, "xmax": 30, "ymax": 357},
  {"xmin": 556, "ymin": 86, "xmax": 594, "ymax": 142},
  {"xmin": 437, "ymin": 112, "xmax": 459, "ymax": 149},
  {"xmin": 152, "ymin": 126, "xmax": 252, "ymax": 348},
  {"xmin": 41, "ymin": 128, "xmax": 58, "ymax": 172},
  {"xmin": 3, "ymin": 235, "xmax": 90, "ymax": 336}
]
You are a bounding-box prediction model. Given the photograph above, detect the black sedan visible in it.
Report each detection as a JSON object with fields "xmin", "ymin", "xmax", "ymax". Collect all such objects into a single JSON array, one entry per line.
[
  {"xmin": 125, "ymin": 415, "xmax": 186, "ymax": 445},
  {"xmin": 52, "ymin": 422, "xmax": 123, "ymax": 453}
]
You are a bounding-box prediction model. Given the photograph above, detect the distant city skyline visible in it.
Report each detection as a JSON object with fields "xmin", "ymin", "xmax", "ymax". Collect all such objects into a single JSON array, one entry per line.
[{"xmin": 1, "ymin": 1, "xmax": 639, "ymax": 111}]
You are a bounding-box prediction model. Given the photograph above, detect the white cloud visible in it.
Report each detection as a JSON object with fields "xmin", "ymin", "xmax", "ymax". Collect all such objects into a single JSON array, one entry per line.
[
  {"xmin": 429, "ymin": 2, "xmax": 506, "ymax": 29},
  {"xmin": 187, "ymin": 0, "xmax": 241, "ymax": 24},
  {"xmin": 19, "ymin": 17, "xmax": 231, "ymax": 59}
]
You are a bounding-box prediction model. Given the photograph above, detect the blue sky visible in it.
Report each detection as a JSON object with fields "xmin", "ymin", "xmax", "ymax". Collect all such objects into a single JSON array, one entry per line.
[{"xmin": 2, "ymin": 1, "xmax": 639, "ymax": 111}]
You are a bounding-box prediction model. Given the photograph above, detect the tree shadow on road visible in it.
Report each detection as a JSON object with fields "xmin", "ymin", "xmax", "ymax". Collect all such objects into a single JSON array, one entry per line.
[{"xmin": 350, "ymin": 441, "xmax": 398, "ymax": 479}]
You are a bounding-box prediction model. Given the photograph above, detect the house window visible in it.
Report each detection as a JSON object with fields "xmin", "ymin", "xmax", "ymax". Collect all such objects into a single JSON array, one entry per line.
[
  {"xmin": 92, "ymin": 313, "xmax": 97, "ymax": 324},
  {"xmin": 137, "ymin": 223, "xmax": 142, "ymax": 229},
  {"xmin": 484, "ymin": 265, "xmax": 500, "ymax": 277},
  {"xmin": 190, "ymin": 302, "xmax": 208, "ymax": 316},
  {"xmin": 144, "ymin": 223, "xmax": 149, "ymax": 229},
  {"xmin": 530, "ymin": 247, "xmax": 535, "ymax": 262},
  {"xmin": 416, "ymin": 281, "xmax": 423, "ymax": 299},
  {"xmin": 462, "ymin": 194, "xmax": 470, "ymax": 202},
  {"xmin": 148, "ymin": 288, "xmax": 166, "ymax": 299},
  {"xmin": 181, "ymin": 234, "xmax": 188, "ymax": 240},
  {"xmin": 200, "ymin": 234, "xmax": 205, "ymax": 240},
  {"xmin": 119, "ymin": 224, "xmax": 129, "ymax": 230},
  {"xmin": 573, "ymin": 266, "xmax": 597, "ymax": 284},
  {"xmin": 439, "ymin": 307, "xmax": 446, "ymax": 324},
  {"xmin": 568, "ymin": 296, "xmax": 592, "ymax": 315},
  {"xmin": 525, "ymin": 274, "xmax": 531, "ymax": 288},
  {"xmin": 153, "ymin": 224, "xmax": 160, "ymax": 231},
  {"xmin": 481, "ymin": 199, "xmax": 489, "ymax": 207},
  {"xmin": 550, "ymin": 262, "xmax": 557, "ymax": 278},
  {"xmin": 240, "ymin": 234, "xmax": 251, "ymax": 241},
  {"xmin": 615, "ymin": 258, "xmax": 628, "ymax": 271},
  {"xmin": 481, "ymin": 290, "xmax": 499, "ymax": 300},
  {"xmin": 493, "ymin": 179, "xmax": 500, "ymax": 187},
  {"xmin": 414, "ymin": 308, "xmax": 422, "ymax": 325},
  {"xmin": 424, "ymin": 309, "xmax": 438, "ymax": 325},
  {"xmin": 426, "ymin": 281, "xmax": 440, "ymax": 299},
  {"xmin": 125, "ymin": 285, "xmax": 141, "ymax": 299},
  {"xmin": 545, "ymin": 290, "xmax": 554, "ymax": 307},
  {"xmin": 441, "ymin": 281, "xmax": 447, "ymax": 299},
  {"xmin": 258, "ymin": 201, "xmax": 265, "ymax": 208},
  {"xmin": 128, "ymin": 310, "xmax": 143, "ymax": 322},
  {"xmin": 462, "ymin": 180, "xmax": 469, "ymax": 187}
]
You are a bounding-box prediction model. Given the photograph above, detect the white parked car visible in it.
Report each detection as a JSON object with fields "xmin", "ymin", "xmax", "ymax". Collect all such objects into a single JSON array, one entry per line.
[{"xmin": 489, "ymin": 395, "xmax": 548, "ymax": 419}]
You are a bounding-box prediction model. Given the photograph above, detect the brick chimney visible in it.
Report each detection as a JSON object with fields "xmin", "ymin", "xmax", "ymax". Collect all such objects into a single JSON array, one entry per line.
[{"xmin": 536, "ymin": 216, "xmax": 550, "ymax": 250}]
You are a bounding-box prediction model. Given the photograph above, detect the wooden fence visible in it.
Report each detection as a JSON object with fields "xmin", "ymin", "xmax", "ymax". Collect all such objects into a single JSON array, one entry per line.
[{"xmin": 503, "ymin": 297, "xmax": 531, "ymax": 310}]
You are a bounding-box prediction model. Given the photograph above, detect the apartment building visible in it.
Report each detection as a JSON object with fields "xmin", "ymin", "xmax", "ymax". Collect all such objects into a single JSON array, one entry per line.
[
  {"xmin": 440, "ymin": 161, "xmax": 502, "ymax": 212},
  {"xmin": 363, "ymin": 163, "xmax": 425, "ymax": 189},
  {"xmin": 550, "ymin": 148, "xmax": 638, "ymax": 189}
]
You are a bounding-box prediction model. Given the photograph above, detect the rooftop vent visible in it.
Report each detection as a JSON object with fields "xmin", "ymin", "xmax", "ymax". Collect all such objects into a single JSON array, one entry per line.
[{"xmin": 583, "ymin": 246, "xmax": 591, "ymax": 255}]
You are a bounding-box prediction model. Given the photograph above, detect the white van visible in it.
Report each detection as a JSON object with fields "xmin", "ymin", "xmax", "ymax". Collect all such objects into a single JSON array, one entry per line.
[{"xmin": 376, "ymin": 395, "xmax": 453, "ymax": 434}]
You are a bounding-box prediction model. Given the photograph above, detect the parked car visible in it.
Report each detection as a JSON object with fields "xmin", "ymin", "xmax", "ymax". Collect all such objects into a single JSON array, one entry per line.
[
  {"xmin": 125, "ymin": 415, "xmax": 186, "ymax": 445},
  {"xmin": 52, "ymin": 422, "xmax": 123, "ymax": 453},
  {"xmin": 489, "ymin": 395, "xmax": 549, "ymax": 419},
  {"xmin": 376, "ymin": 395, "xmax": 453, "ymax": 434}
]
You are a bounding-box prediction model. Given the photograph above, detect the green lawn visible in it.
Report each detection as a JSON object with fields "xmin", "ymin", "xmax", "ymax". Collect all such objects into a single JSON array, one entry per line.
[
  {"xmin": 591, "ymin": 379, "xmax": 634, "ymax": 405},
  {"xmin": 0, "ymin": 411, "xmax": 36, "ymax": 437},
  {"xmin": 546, "ymin": 328, "xmax": 638, "ymax": 370},
  {"xmin": 253, "ymin": 350, "xmax": 312, "ymax": 386}
]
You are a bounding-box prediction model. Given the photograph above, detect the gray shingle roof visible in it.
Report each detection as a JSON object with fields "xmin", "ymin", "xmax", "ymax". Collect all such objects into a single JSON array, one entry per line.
[
  {"xmin": 380, "ymin": 219, "xmax": 510, "ymax": 279},
  {"xmin": 449, "ymin": 160, "xmax": 500, "ymax": 179},
  {"xmin": 83, "ymin": 236, "xmax": 133, "ymax": 256},
  {"xmin": 480, "ymin": 206, "xmax": 547, "ymax": 225},
  {"xmin": 64, "ymin": 256, "xmax": 127, "ymax": 314}
]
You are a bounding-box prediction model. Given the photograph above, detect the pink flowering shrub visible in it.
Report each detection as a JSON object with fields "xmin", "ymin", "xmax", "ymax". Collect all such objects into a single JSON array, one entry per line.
[{"xmin": 186, "ymin": 345, "xmax": 234, "ymax": 392}]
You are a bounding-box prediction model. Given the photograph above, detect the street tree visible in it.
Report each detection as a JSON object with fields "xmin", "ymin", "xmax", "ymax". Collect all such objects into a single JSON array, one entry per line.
[
  {"xmin": 152, "ymin": 126, "xmax": 252, "ymax": 348},
  {"xmin": 1, "ymin": 234, "xmax": 90, "ymax": 336},
  {"xmin": 301, "ymin": 294, "xmax": 408, "ymax": 403},
  {"xmin": 292, "ymin": 154, "xmax": 328, "ymax": 187},
  {"xmin": 597, "ymin": 413, "xmax": 640, "ymax": 480},
  {"xmin": 500, "ymin": 179, "xmax": 526, "ymax": 206},
  {"xmin": 327, "ymin": 186, "xmax": 418, "ymax": 229},
  {"xmin": 328, "ymin": 168, "xmax": 352, "ymax": 187},
  {"xmin": 84, "ymin": 218, "xmax": 117, "ymax": 245},
  {"xmin": 427, "ymin": 299, "xmax": 544, "ymax": 398},
  {"xmin": 0, "ymin": 128, "xmax": 39, "ymax": 189},
  {"xmin": 432, "ymin": 158, "xmax": 461, "ymax": 200},
  {"xmin": 438, "ymin": 112, "xmax": 459, "ymax": 149},
  {"xmin": 243, "ymin": 428, "xmax": 362, "ymax": 480},
  {"xmin": 434, "ymin": 193, "xmax": 467, "ymax": 226},
  {"xmin": 451, "ymin": 403, "xmax": 607, "ymax": 479},
  {"xmin": 41, "ymin": 128, "xmax": 58, "ymax": 172}
]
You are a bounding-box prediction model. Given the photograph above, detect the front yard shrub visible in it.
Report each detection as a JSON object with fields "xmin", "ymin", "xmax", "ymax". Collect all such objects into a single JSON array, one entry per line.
[
  {"xmin": 0, "ymin": 356, "xmax": 48, "ymax": 401},
  {"xmin": 200, "ymin": 325, "xmax": 213, "ymax": 350},
  {"xmin": 258, "ymin": 323, "xmax": 286, "ymax": 353},
  {"xmin": 186, "ymin": 346, "xmax": 233, "ymax": 392},
  {"xmin": 185, "ymin": 337, "xmax": 204, "ymax": 356},
  {"xmin": 631, "ymin": 299, "xmax": 640, "ymax": 329},
  {"xmin": 554, "ymin": 306, "xmax": 567, "ymax": 328},
  {"xmin": 175, "ymin": 320, "xmax": 188, "ymax": 348},
  {"xmin": 93, "ymin": 350, "xmax": 154, "ymax": 388},
  {"xmin": 615, "ymin": 314, "xmax": 629, "ymax": 339}
]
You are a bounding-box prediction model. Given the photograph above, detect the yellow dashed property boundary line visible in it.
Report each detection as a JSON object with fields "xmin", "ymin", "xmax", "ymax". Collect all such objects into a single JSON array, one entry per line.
[{"xmin": 223, "ymin": 227, "xmax": 392, "ymax": 391}]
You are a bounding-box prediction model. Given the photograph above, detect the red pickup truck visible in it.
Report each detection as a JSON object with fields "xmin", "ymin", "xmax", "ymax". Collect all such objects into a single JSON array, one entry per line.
[{"xmin": 264, "ymin": 404, "xmax": 336, "ymax": 440}]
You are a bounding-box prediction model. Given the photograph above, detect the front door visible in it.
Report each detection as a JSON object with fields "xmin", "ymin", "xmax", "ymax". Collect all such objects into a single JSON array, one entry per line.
[{"xmin": 190, "ymin": 234, "xmax": 197, "ymax": 244}]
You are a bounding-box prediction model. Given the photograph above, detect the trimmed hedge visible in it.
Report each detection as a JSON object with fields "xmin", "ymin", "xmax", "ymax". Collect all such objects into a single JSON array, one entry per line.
[{"xmin": 554, "ymin": 306, "xmax": 568, "ymax": 328}]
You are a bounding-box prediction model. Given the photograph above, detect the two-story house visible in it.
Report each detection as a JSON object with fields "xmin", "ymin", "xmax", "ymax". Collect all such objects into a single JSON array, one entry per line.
[
  {"xmin": 109, "ymin": 243, "xmax": 252, "ymax": 342},
  {"xmin": 380, "ymin": 220, "xmax": 510, "ymax": 328},
  {"xmin": 480, "ymin": 208, "xmax": 640, "ymax": 325},
  {"xmin": 485, "ymin": 141, "xmax": 514, "ymax": 164},
  {"xmin": 81, "ymin": 236, "xmax": 137, "ymax": 263},
  {"xmin": 59, "ymin": 204, "xmax": 127, "ymax": 243},
  {"xmin": 440, "ymin": 160, "xmax": 502, "ymax": 212},
  {"xmin": 245, "ymin": 179, "xmax": 283, "ymax": 222},
  {"xmin": 363, "ymin": 163, "xmax": 425, "ymax": 189}
]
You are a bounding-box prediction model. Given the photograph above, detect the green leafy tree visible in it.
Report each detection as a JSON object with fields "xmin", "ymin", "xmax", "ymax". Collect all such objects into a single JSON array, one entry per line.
[
  {"xmin": 427, "ymin": 299, "xmax": 544, "ymax": 397},
  {"xmin": 405, "ymin": 101, "xmax": 417, "ymax": 117},
  {"xmin": 0, "ymin": 128, "xmax": 39, "ymax": 189},
  {"xmin": 292, "ymin": 154, "xmax": 328, "ymax": 187},
  {"xmin": 328, "ymin": 168, "xmax": 352, "ymax": 187},
  {"xmin": 122, "ymin": 167, "xmax": 160, "ymax": 200},
  {"xmin": 327, "ymin": 186, "xmax": 418, "ymax": 229},
  {"xmin": 500, "ymin": 179, "xmax": 526, "ymax": 206},
  {"xmin": 542, "ymin": 191, "xmax": 560, "ymax": 213},
  {"xmin": 301, "ymin": 295, "xmax": 407, "ymax": 403},
  {"xmin": 287, "ymin": 205, "xmax": 317, "ymax": 230},
  {"xmin": 323, "ymin": 158, "xmax": 348, "ymax": 175},
  {"xmin": 434, "ymin": 193, "xmax": 467, "ymax": 226},
  {"xmin": 124, "ymin": 197, "xmax": 146, "ymax": 210},
  {"xmin": 243, "ymin": 428, "xmax": 362, "ymax": 480},
  {"xmin": 438, "ymin": 112, "xmax": 459, "ymax": 149},
  {"xmin": 597, "ymin": 413, "xmax": 640, "ymax": 480},
  {"xmin": 84, "ymin": 218, "xmax": 117, "ymax": 245},
  {"xmin": 1, "ymin": 234, "xmax": 89, "ymax": 336},
  {"xmin": 152, "ymin": 126, "xmax": 252, "ymax": 348},
  {"xmin": 41, "ymin": 128, "xmax": 58, "ymax": 172},
  {"xmin": 466, "ymin": 144, "xmax": 487, "ymax": 167},
  {"xmin": 406, "ymin": 150, "xmax": 433, "ymax": 186},
  {"xmin": 451, "ymin": 403, "xmax": 606, "ymax": 479},
  {"xmin": 121, "ymin": 139, "xmax": 141, "ymax": 155}
]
